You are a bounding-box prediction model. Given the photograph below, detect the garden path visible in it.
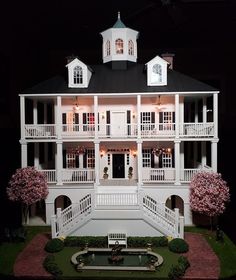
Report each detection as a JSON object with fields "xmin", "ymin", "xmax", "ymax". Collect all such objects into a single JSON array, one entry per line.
[{"xmin": 14, "ymin": 232, "xmax": 220, "ymax": 279}]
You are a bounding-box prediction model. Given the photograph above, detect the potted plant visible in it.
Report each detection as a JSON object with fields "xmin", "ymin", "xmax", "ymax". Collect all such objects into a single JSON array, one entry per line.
[
  {"xmin": 103, "ymin": 167, "xmax": 108, "ymax": 179},
  {"xmin": 128, "ymin": 166, "xmax": 133, "ymax": 179}
]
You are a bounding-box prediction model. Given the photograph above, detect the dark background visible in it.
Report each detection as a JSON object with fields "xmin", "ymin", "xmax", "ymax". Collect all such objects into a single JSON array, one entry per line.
[{"xmin": 0, "ymin": 0, "xmax": 236, "ymax": 242}]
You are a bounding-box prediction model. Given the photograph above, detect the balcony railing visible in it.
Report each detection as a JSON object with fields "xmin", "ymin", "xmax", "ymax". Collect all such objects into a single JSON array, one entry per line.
[
  {"xmin": 24, "ymin": 122, "xmax": 214, "ymax": 139},
  {"xmin": 41, "ymin": 167, "xmax": 212, "ymax": 184}
]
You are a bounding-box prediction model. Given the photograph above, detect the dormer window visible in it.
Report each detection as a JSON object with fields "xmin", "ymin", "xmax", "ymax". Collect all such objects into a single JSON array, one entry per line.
[
  {"xmin": 115, "ymin": 38, "xmax": 123, "ymax": 54},
  {"xmin": 73, "ymin": 66, "xmax": 83, "ymax": 84},
  {"xmin": 128, "ymin": 40, "xmax": 134, "ymax": 55},
  {"xmin": 66, "ymin": 58, "xmax": 92, "ymax": 88},
  {"xmin": 152, "ymin": 64, "xmax": 162, "ymax": 83},
  {"xmin": 146, "ymin": 55, "xmax": 168, "ymax": 86},
  {"xmin": 106, "ymin": 40, "xmax": 111, "ymax": 56}
]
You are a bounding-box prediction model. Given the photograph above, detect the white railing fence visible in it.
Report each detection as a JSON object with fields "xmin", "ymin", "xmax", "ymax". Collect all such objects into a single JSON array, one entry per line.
[
  {"xmin": 141, "ymin": 193, "xmax": 184, "ymax": 238},
  {"xmin": 96, "ymin": 193, "xmax": 138, "ymax": 207},
  {"xmin": 181, "ymin": 122, "xmax": 214, "ymax": 137},
  {"xmin": 25, "ymin": 124, "xmax": 56, "ymax": 138},
  {"xmin": 51, "ymin": 193, "xmax": 93, "ymax": 238},
  {"xmin": 62, "ymin": 169, "xmax": 95, "ymax": 183}
]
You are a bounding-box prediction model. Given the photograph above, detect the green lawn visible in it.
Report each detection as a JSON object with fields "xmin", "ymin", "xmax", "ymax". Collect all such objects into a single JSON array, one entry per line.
[
  {"xmin": 1, "ymin": 226, "xmax": 236, "ymax": 279},
  {"xmin": 185, "ymin": 226, "xmax": 236, "ymax": 279},
  {"xmin": 53, "ymin": 246, "xmax": 180, "ymax": 279}
]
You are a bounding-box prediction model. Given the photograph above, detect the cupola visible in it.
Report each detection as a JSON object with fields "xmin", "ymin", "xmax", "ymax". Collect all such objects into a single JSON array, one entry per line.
[{"xmin": 100, "ymin": 12, "xmax": 139, "ymax": 68}]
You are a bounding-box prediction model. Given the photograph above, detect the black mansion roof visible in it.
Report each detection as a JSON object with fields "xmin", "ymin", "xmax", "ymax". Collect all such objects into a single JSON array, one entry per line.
[{"xmin": 22, "ymin": 63, "xmax": 218, "ymax": 95}]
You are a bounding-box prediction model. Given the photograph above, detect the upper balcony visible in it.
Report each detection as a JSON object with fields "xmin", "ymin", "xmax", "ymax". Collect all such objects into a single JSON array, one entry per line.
[{"xmin": 24, "ymin": 122, "xmax": 214, "ymax": 140}]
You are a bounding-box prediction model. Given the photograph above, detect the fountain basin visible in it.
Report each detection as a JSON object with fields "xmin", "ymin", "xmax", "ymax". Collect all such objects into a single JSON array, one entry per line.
[{"xmin": 71, "ymin": 248, "xmax": 163, "ymax": 271}]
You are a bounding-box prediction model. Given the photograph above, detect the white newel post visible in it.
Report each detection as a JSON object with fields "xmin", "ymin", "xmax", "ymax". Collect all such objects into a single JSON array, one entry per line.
[
  {"xmin": 179, "ymin": 216, "xmax": 184, "ymax": 239},
  {"xmin": 46, "ymin": 201, "xmax": 55, "ymax": 225},
  {"xmin": 20, "ymin": 96, "xmax": 25, "ymax": 140},
  {"xmin": 51, "ymin": 214, "xmax": 56, "ymax": 238},
  {"xmin": 56, "ymin": 96, "xmax": 62, "ymax": 139},
  {"xmin": 56, "ymin": 208, "xmax": 62, "ymax": 236},
  {"xmin": 174, "ymin": 208, "xmax": 179, "ymax": 237}
]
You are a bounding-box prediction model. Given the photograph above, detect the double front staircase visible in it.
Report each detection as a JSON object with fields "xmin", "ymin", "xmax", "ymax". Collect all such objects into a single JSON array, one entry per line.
[{"xmin": 51, "ymin": 192, "xmax": 184, "ymax": 239}]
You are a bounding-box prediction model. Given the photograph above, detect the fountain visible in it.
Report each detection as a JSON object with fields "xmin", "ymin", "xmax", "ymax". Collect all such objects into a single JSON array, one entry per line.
[{"xmin": 108, "ymin": 241, "xmax": 124, "ymax": 264}]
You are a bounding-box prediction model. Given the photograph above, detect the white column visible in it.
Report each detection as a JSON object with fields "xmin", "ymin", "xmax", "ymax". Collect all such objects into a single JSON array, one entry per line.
[
  {"xmin": 20, "ymin": 96, "xmax": 25, "ymax": 139},
  {"xmin": 137, "ymin": 95, "xmax": 141, "ymax": 138},
  {"xmin": 33, "ymin": 100, "xmax": 38, "ymax": 125},
  {"xmin": 213, "ymin": 93, "xmax": 218, "ymax": 138},
  {"xmin": 201, "ymin": 142, "xmax": 207, "ymax": 167},
  {"xmin": 202, "ymin": 97, "xmax": 207, "ymax": 123},
  {"xmin": 175, "ymin": 94, "xmax": 179, "ymax": 138},
  {"xmin": 194, "ymin": 100, "xmax": 198, "ymax": 122},
  {"xmin": 56, "ymin": 141, "xmax": 63, "ymax": 185},
  {"xmin": 94, "ymin": 95, "xmax": 98, "ymax": 139},
  {"xmin": 56, "ymin": 96, "xmax": 62, "ymax": 139},
  {"xmin": 94, "ymin": 140, "xmax": 100, "ymax": 186},
  {"xmin": 45, "ymin": 200, "xmax": 55, "ymax": 225},
  {"xmin": 211, "ymin": 139, "xmax": 218, "ymax": 172},
  {"xmin": 34, "ymin": 143, "xmax": 39, "ymax": 168},
  {"xmin": 137, "ymin": 139, "xmax": 143, "ymax": 186},
  {"xmin": 174, "ymin": 140, "xmax": 180, "ymax": 185},
  {"xmin": 20, "ymin": 140, "xmax": 28, "ymax": 167},
  {"xmin": 180, "ymin": 142, "xmax": 184, "ymax": 179},
  {"xmin": 179, "ymin": 96, "xmax": 184, "ymax": 135}
]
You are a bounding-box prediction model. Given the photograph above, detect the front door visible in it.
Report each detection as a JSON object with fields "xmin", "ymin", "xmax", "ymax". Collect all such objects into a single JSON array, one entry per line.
[
  {"xmin": 112, "ymin": 154, "xmax": 125, "ymax": 178},
  {"xmin": 111, "ymin": 112, "xmax": 126, "ymax": 136}
]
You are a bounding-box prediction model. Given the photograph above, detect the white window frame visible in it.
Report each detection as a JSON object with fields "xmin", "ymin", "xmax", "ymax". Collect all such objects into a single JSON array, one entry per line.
[
  {"xmin": 142, "ymin": 149, "xmax": 151, "ymax": 167},
  {"xmin": 106, "ymin": 40, "xmax": 111, "ymax": 56},
  {"xmin": 87, "ymin": 149, "xmax": 95, "ymax": 168},
  {"xmin": 73, "ymin": 66, "xmax": 83, "ymax": 84},
  {"xmin": 162, "ymin": 153, "xmax": 172, "ymax": 168},
  {"xmin": 115, "ymin": 38, "xmax": 124, "ymax": 54},
  {"xmin": 128, "ymin": 40, "xmax": 134, "ymax": 55}
]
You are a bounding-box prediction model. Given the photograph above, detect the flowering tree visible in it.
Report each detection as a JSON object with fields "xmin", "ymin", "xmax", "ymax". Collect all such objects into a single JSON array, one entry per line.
[
  {"xmin": 190, "ymin": 171, "xmax": 230, "ymax": 229},
  {"xmin": 6, "ymin": 166, "xmax": 49, "ymax": 223}
]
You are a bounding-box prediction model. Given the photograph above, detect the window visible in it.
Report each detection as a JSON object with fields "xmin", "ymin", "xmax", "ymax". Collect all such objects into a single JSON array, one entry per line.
[
  {"xmin": 128, "ymin": 40, "xmax": 134, "ymax": 55},
  {"xmin": 141, "ymin": 112, "xmax": 155, "ymax": 130},
  {"xmin": 142, "ymin": 149, "xmax": 152, "ymax": 167},
  {"xmin": 86, "ymin": 149, "xmax": 95, "ymax": 168},
  {"xmin": 115, "ymin": 38, "xmax": 123, "ymax": 54},
  {"xmin": 83, "ymin": 113, "xmax": 95, "ymax": 131},
  {"xmin": 66, "ymin": 153, "xmax": 76, "ymax": 168},
  {"xmin": 159, "ymin": 112, "xmax": 175, "ymax": 131},
  {"xmin": 73, "ymin": 66, "xmax": 83, "ymax": 84},
  {"xmin": 62, "ymin": 112, "xmax": 79, "ymax": 132},
  {"xmin": 152, "ymin": 64, "xmax": 162, "ymax": 83},
  {"xmin": 106, "ymin": 40, "xmax": 111, "ymax": 56},
  {"xmin": 162, "ymin": 153, "xmax": 172, "ymax": 168}
]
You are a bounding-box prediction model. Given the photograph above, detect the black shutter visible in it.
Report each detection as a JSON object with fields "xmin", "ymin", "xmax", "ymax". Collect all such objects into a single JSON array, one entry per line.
[
  {"xmin": 106, "ymin": 111, "xmax": 110, "ymax": 124},
  {"xmin": 172, "ymin": 112, "xmax": 175, "ymax": 130},
  {"xmin": 62, "ymin": 113, "xmax": 66, "ymax": 132},
  {"xmin": 159, "ymin": 154, "xmax": 163, "ymax": 168},
  {"xmin": 63, "ymin": 149, "xmax": 66, "ymax": 168},
  {"xmin": 106, "ymin": 111, "xmax": 110, "ymax": 135},
  {"xmin": 75, "ymin": 155, "xmax": 79, "ymax": 168},
  {"xmin": 172, "ymin": 148, "xmax": 175, "ymax": 167},
  {"xmin": 151, "ymin": 112, "xmax": 155, "ymax": 123},
  {"xmin": 151, "ymin": 152, "xmax": 155, "ymax": 168},
  {"xmin": 83, "ymin": 153, "xmax": 87, "ymax": 168},
  {"xmin": 159, "ymin": 112, "xmax": 163, "ymax": 130},
  {"xmin": 83, "ymin": 113, "xmax": 87, "ymax": 131},
  {"xmin": 75, "ymin": 113, "xmax": 79, "ymax": 124},
  {"xmin": 127, "ymin": 110, "xmax": 131, "ymax": 123}
]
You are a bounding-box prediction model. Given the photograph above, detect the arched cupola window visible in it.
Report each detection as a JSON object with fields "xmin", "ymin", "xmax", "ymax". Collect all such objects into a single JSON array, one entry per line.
[
  {"xmin": 128, "ymin": 40, "xmax": 134, "ymax": 55},
  {"xmin": 152, "ymin": 64, "xmax": 162, "ymax": 83},
  {"xmin": 73, "ymin": 66, "xmax": 83, "ymax": 84},
  {"xmin": 106, "ymin": 40, "xmax": 111, "ymax": 56},
  {"xmin": 115, "ymin": 38, "xmax": 124, "ymax": 54}
]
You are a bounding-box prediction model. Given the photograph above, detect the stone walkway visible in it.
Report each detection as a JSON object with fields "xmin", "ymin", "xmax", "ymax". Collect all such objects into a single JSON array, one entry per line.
[{"xmin": 14, "ymin": 232, "xmax": 220, "ymax": 279}]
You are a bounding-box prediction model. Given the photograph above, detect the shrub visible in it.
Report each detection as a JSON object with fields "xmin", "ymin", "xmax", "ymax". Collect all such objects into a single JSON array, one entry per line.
[
  {"xmin": 168, "ymin": 238, "xmax": 189, "ymax": 253},
  {"xmin": 64, "ymin": 236, "xmax": 107, "ymax": 248},
  {"xmin": 178, "ymin": 255, "xmax": 190, "ymax": 270},
  {"xmin": 168, "ymin": 264, "xmax": 185, "ymax": 280},
  {"xmin": 43, "ymin": 254, "xmax": 62, "ymax": 277},
  {"xmin": 127, "ymin": 236, "xmax": 168, "ymax": 248},
  {"xmin": 44, "ymin": 238, "xmax": 64, "ymax": 253}
]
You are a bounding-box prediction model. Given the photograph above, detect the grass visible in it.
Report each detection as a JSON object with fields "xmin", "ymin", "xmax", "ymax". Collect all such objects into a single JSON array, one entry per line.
[
  {"xmin": 1, "ymin": 226, "xmax": 236, "ymax": 279},
  {"xmin": 0, "ymin": 226, "xmax": 50, "ymax": 278},
  {"xmin": 53, "ymin": 246, "xmax": 180, "ymax": 279},
  {"xmin": 185, "ymin": 226, "xmax": 236, "ymax": 279}
]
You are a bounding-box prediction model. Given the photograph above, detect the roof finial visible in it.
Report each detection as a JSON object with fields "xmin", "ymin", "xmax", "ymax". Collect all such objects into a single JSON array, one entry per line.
[{"xmin": 118, "ymin": 11, "xmax": 120, "ymax": 20}]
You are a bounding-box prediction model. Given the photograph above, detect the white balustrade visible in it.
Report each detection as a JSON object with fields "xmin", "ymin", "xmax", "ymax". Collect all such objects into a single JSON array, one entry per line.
[
  {"xmin": 40, "ymin": 169, "xmax": 56, "ymax": 183},
  {"xmin": 62, "ymin": 124, "xmax": 95, "ymax": 137},
  {"xmin": 62, "ymin": 169, "xmax": 95, "ymax": 183},
  {"xmin": 25, "ymin": 124, "xmax": 56, "ymax": 138},
  {"xmin": 181, "ymin": 122, "xmax": 214, "ymax": 137},
  {"xmin": 96, "ymin": 193, "xmax": 138, "ymax": 206},
  {"xmin": 52, "ymin": 193, "xmax": 92, "ymax": 237}
]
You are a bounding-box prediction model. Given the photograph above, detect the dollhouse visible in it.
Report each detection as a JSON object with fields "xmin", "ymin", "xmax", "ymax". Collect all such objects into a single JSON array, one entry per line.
[{"xmin": 19, "ymin": 13, "xmax": 219, "ymax": 239}]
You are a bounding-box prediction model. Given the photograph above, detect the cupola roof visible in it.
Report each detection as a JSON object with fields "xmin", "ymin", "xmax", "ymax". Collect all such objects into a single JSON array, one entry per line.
[{"xmin": 112, "ymin": 12, "xmax": 126, "ymax": 28}]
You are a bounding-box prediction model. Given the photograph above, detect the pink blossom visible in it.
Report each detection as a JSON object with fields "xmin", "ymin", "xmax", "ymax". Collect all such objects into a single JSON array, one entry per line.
[
  {"xmin": 6, "ymin": 166, "xmax": 48, "ymax": 205},
  {"xmin": 190, "ymin": 171, "xmax": 230, "ymax": 217}
]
